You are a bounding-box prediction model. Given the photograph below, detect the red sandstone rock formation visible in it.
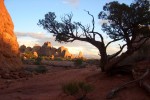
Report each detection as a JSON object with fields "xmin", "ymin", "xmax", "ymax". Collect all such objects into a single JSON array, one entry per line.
[
  {"xmin": 32, "ymin": 44, "xmax": 41, "ymax": 52},
  {"xmin": 38, "ymin": 42, "xmax": 53, "ymax": 56},
  {"xmin": 78, "ymin": 51, "xmax": 83, "ymax": 58},
  {"xmin": 20, "ymin": 42, "xmax": 84, "ymax": 60},
  {"xmin": 0, "ymin": 0, "xmax": 21, "ymax": 71}
]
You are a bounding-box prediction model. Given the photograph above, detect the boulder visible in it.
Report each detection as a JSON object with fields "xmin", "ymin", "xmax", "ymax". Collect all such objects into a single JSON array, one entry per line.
[
  {"xmin": 70, "ymin": 54, "xmax": 75, "ymax": 59},
  {"xmin": 33, "ymin": 51, "xmax": 38, "ymax": 58},
  {"xmin": 25, "ymin": 46, "xmax": 32, "ymax": 53},
  {"xmin": 62, "ymin": 49, "xmax": 72, "ymax": 58},
  {"xmin": 57, "ymin": 46, "xmax": 72, "ymax": 58},
  {"xmin": 32, "ymin": 44, "xmax": 41, "ymax": 52},
  {"xmin": 42, "ymin": 42, "xmax": 52, "ymax": 48},
  {"xmin": 57, "ymin": 46, "xmax": 65, "ymax": 54},
  {"xmin": 78, "ymin": 51, "xmax": 83, "ymax": 58},
  {"xmin": 0, "ymin": 0, "xmax": 22, "ymax": 71},
  {"xmin": 38, "ymin": 44, "xmax": 51, "ymax": 56},
  {"xmin": 50, "ymin": 47, "xmax": 57, "ymax": 56},
  {"xmin": 19, "ymin": 41, "xmax": 85, "ymax": 60}
]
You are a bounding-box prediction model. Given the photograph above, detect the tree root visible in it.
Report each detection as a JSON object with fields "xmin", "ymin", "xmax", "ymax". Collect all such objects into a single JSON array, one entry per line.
[{"xmin": 106, "ymin": 68, "xmax": 149, "ymax": 99}]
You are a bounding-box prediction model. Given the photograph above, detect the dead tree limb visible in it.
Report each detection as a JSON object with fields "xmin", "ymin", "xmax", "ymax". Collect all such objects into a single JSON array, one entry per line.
[{"xmin": 106, "ymin": 68, "xmax": 149, "ymax": 99}]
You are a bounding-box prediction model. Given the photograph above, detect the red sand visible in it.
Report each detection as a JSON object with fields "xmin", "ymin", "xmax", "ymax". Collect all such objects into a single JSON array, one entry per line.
[{"xmin": 0, "ymin": 65, "xmax": 149, "ymax": 100}]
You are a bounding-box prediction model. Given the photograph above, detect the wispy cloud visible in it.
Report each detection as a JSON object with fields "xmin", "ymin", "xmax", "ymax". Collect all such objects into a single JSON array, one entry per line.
[
  {"xmin": 15, "ymin": 32, "xmax": 50, "ymax": 40},
  {"xmin": 62, "ymin": 0, "xmax": 80, "ymax": 7}
]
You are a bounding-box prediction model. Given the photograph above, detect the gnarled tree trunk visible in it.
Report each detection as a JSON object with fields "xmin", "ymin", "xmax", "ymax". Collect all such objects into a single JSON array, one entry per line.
[{"xmin": 98, "ymin": 46, "xmax": 108, "ymax": 72}]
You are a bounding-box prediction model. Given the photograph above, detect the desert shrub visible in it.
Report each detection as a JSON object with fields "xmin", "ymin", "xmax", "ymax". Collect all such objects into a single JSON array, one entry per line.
[
  {"xmin": 35, "ymin": 65, "xmax": 48, "ymax": 73},
  {"xmin": 35, "ymin": 57, "xmax": 43, "ymax": 65},
  {"xmin": 78, "ymin": 82, "xmax": 93, "ymax": 93},
  {"xmin": 62, "ymin": 81, "xmax": 93, "ymax": 100},
  {"xmin": 63, "ymin": 82, "xmax": 79, "ymax": 95},
  {"xmin": 74, "ymin": 58, "xmax": 83, "ymax": 66},
  {"xmin": 54, "ymin": 57, "xmax": 64, "ymax": 61}
]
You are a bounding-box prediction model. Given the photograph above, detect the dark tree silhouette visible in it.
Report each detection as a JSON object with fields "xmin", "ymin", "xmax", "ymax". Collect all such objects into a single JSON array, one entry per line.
[
  {"xmin": 19, "ymin": 45, "xmax": 26, "ymax": 53},
  {"xmin": 38, "ymin": 11, "xmax": 109, "ymax": 71},
  {"xmin": 98, "ymin": 0, "xmax": 150, "ymax": 71},
  {"xmin": 38, "ymin": 0, "xmax": 150, "ymax": 72}
]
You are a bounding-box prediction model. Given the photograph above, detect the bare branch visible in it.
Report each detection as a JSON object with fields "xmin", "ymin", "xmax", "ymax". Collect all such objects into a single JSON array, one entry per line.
[
  {"xmin": 84, "ymin": 10, "xmax": 95, "ymax": 32},
  {"xmin": 76, "ymin": 22, "xmax": 92, "ymax": 39},
  {"xmin": 84, "ymin": 10, "xmax": 100, "ymax": 40},
  {"xmin": 89, "ymin": 31, "xmax": 104, "ymax": 43},
  {"xmin": 106, "ymin": 68, "xmax": 149, "ymax": 99},
  {"xmin": 74, "ymin": 22, "xmax": 79, "ymax": 37},
  {"xmin": 106, "ymin": 38, "xmax": 123, "ymax": 48},
  {"xmin": 108, "ymin": 44, "xmax": 126, "ymax": 61}
]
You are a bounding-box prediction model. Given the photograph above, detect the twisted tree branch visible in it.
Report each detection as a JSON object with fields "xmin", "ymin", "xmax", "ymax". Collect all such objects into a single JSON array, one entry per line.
[
  {"xmin": 106, "ymin": 68, "xmax": 149, "ymax": 99},
  {"xmin": 108, "ymin": 44, "xmax": 126, "ymax": 61}
]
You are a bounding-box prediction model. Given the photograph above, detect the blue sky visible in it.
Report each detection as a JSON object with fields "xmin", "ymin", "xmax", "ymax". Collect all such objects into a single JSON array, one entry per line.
[{"xmin": 5, "ymin": 0, "xmax": 133, "ymax": 58}]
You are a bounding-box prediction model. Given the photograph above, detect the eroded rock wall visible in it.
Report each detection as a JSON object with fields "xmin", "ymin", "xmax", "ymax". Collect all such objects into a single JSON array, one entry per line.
[{"xmin": 0, "ymin": 0, "xmax": 21, "ymax": 71}]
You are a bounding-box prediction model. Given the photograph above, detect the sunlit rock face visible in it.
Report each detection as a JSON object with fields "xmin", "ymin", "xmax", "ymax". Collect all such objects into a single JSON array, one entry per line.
[
  {"xmin": 78, "ymin": 51, "xmax": 83, "ymax": 58},
  {"xmin": 38, "ymin": 42, "xmax": 53, "ymax": 56},
  {"xmin": 0, "ymin": 0, "xmax": 21, "ymax": 71}
]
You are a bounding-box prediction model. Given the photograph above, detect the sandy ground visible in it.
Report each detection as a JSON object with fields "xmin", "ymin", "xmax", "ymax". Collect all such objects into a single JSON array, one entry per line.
[{"xmin": 0, "ymin": 64, "xmax": 149, "ymax": 100}]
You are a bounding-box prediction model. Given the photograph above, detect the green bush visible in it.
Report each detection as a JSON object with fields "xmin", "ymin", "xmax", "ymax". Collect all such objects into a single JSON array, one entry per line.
[
  {"xmin": 35, "ymin": 57, "xmax": 43, "ymax": 65},
  {"xmin": 62, "ymin": 81, "xmax": 93, "ymax": 100},
  {"xmin": 78, "ymin": 82, "xmax": 93, "ymax": 93},
  {"xmin": 74, "ymin": 59, "xmax": 83, "ymax": 66},
  {"xmin": 35, "ymin": 65, "xmax": 48, "ymax": 73},
  {"xmin": 62, "ymin": 82, "xmax": 79, "ymax": 95},
  {"xmin": 54, "ymin": 57, "xmax": 64, "ymax": 61}
]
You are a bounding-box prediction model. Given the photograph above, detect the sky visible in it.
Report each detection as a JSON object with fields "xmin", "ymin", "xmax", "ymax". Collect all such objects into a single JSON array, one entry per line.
[{"xmin": 5, "ymin": 0, "xmax": 133, "ymax": 58}]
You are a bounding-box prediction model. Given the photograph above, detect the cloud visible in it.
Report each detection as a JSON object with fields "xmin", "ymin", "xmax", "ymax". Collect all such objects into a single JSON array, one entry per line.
[
  {"xmin": 62, "ymin": 0, "xmax": 80, "ymax": 7},
  {"xmin": 15, "ymin": 32, "xmax": 50, "ymax": 40},
  {"xmin": 15, "ymin": 31, "xmax": 52, "ymax": 47},
  {"xmin": 99, "ymin": 19, "xmax": 109, "ymax": 25}
]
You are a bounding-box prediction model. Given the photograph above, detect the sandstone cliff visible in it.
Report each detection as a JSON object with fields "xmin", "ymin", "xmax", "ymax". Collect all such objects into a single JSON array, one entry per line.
[
  {"xmin": 0, "ymin": 0, "xmax": 21, "ymax": 71},
  {"xmin": 20, "ymin": 42, "xmax": 84, "ymax": 59}
]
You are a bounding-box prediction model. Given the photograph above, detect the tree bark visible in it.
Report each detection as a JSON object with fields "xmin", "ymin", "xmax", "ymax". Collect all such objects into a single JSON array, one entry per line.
[
  {"xmin": 104, "ymin": 50, "xmax": 134, "ymax": 73},
  {"xmin": 97, "ymin": 45, "xmax": 108, "ymax": 72}
]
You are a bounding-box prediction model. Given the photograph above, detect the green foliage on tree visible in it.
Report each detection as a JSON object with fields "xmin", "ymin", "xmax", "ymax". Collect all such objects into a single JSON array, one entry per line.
[
  {"xmin": 99, "ymin": 0, "xmax": 150, "ymax": 50},
  {"xmin": 19, "ymin": 45, "xmax": 26, "ymax": 53}
]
